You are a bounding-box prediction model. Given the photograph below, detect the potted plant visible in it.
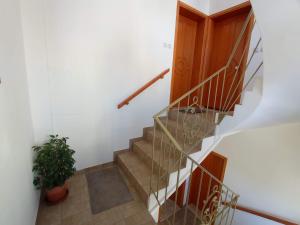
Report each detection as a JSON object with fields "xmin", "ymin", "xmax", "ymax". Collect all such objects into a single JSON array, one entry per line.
[{"xmin": 32, "ymin": 135, "xmax": 76, "ymax": 203}]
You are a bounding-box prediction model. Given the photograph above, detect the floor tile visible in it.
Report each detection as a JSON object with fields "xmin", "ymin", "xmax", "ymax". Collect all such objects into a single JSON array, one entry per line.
[{"xmin": 36, "ymin": 164, "xmax": 155, "ymax": 225}]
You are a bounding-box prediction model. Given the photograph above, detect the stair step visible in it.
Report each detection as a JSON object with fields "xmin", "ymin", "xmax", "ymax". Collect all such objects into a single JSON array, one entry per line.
[
  {"xmin": 160, "ymin": 116, "xmax": 216, "ymax": 145},
  {"xmin": 117, "ymin": 151, "xmax": 167, "ymax": 205},
  {"xmin": 168, "ymin": 107, "xmax": 232, "ymax": 125},
  {"xmin": 159, "ymin": 199, "xmax": 182, "ymax": 222},
  {"xmin": 132, "ymin": 140, "xmax": 186, "ymax": 180},
  {"xmin": 168, "ymin": 108, "xmax": 217, "ymax": 124},
  {"xmin": 159, "ymin": 206, "xmax": 202, "ymax": 225},
  {"xmin": 145, "ymin": 126, "xmax": 203, "ymax": 154},
  {"xmin": 163, "ymin": 116, "xmax": 215, "ymax": 135}
]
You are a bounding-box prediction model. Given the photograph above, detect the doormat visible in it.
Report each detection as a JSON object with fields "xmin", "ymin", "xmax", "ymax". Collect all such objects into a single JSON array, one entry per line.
[{"xmin": 86, "ymin": 166, "xmax": 133, "ymax": 214}]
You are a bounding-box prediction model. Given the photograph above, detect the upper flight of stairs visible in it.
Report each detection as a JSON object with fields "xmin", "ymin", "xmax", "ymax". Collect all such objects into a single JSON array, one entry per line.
[{"xmin": 116, "ymin": 108, "xmax": 229, "ymax": 221}]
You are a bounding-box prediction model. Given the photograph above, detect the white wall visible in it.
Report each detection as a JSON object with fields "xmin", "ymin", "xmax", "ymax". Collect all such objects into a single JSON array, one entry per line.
[
  {"xmin": 21, "ymin": 0, "xmax": 209, "ymax": 170},
  {"xmin": 209, "ymin": 0, "xmax": 247, "ymax": 14},
  {"xmin": 239, "ymin": 0, "xmax": 300, "ymax": 129},
  {"xmin": 0, "ymin": 0, "xmax": 39, "ymax": 224},
  {"xmin": 216, "ymin": 123, "xmax": 300, "ymax": 224},
  {"xmin": 184, "ymin": 0, "xmax": 210, "ymax": 14},
  {"xmin": 20, "ymin": 0, "xmax": 53, "ymax": 143},
  {"xmin": 233, "ymin": 210, "xmax": 282, "ymax": 225}
]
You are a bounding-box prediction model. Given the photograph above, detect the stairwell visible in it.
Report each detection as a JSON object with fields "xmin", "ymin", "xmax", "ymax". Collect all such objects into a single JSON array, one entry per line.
[{"xmin": 115, "ymin": 8, "xmax": 264, "ymax": 225}]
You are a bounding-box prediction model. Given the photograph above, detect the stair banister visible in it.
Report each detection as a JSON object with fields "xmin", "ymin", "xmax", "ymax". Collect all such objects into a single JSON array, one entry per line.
[{"xmin": 147, "ymin": 8, "xmax": 265, "ymax": 224}]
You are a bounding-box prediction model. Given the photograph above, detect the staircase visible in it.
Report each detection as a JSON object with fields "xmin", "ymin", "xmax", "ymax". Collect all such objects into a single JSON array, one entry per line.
[{"xmin": 116, "ymin": 9, "xmax": 264, "ymax": 225}]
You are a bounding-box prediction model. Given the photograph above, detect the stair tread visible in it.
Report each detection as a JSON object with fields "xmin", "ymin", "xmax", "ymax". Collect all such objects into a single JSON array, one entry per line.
[
  {"xmin": 118, "ymin": 151, "xmax": 166, "ymax": 194},
  {"xmin": 134, "ymin": 139, "xmax": 185, "ymax": 174},
  {"xmin": 160, "ymin": 115, "xmax": 215, "ymax": 138},
  {"xmin": 160, "ymin": 115, "xmax": 215, "ymax": 133},
  {"xmin": 159, "ymin": 199, "xmax": 182, "ymax": 222},
  {"xmin": 147, "ymin": 127, "xmax": 202, "ymax": 151}
]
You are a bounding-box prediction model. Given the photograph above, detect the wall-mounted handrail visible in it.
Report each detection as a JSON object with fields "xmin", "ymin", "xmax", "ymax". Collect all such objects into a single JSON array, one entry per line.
[
  {"xmin": 235, "ymin": 205, "xmax": 298, "ymax": 225},
  {"xmin": 117, "ymin": 68, "xmax": 170, "ymax": 109}
]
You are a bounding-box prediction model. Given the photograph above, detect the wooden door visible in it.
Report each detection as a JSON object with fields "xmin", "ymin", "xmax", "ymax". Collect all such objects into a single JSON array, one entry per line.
[
  {"xmin": 189, "ymin": 152, "xmax": 227, "ymax": 210},
  {"xmin": 171, "ymin": 14, "xmax": 198, "ymax": 103},
  {"xmin": 170, "ymin": 3, "xmax": 207, "ymax": 105},
  {"xmin": 203, "ymin": 5, "xmax": 252, "ymax": 111}
]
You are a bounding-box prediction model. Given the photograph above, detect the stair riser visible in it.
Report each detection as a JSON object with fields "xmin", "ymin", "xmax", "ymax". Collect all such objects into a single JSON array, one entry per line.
[
  {"xmin": 168, "ymin": 109, "xmax": 215, "ymax": 123},
  {"xmin": 156, "ymin": 119, "xmax": 214, "ymax": 147},
  {"xmin": 117, "ymin": 156, "xmax": 148, "ymax": 205},
  {"xmin": 145, "ymin": 131, "xmax": 185, "ymax": 158},
  {"xmin": 132, "ymin": 144, "xmax": 169, "ymax": 182},
  {"xmin": 147, "ymin": 128, "xmax": 186, "ymax": 147},
  {"xmin": 145, "ymin": 136, "xmax": 185, "ymax": 164},
  {"xmin": 145, "ymin": 128, "xmax": 206, "ymax": 154},
  {"xmin": 168, "ymin": 109, "xmax": 230, "ymax": 125}
]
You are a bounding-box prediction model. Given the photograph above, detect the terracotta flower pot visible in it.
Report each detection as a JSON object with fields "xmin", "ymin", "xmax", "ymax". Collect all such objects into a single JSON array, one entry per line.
[{"xmin": 46, "ymin": 182, "xmax": 69, "ymax": 204}]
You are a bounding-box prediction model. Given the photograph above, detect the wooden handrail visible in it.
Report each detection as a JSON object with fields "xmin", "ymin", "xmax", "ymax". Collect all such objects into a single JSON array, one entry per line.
[
  {"xmin": 117, "ymin": 68, "xmax": 170, "ymax": 109},
  {"xmin": 235, "ymin": 204, "xmax": 298, "ymax": 225}
]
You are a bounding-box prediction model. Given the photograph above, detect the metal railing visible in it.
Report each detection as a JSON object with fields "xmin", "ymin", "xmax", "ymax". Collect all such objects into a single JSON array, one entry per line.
[{"xmin": 149, "ymin": 9, "xmax": 264, "ymax": 225}]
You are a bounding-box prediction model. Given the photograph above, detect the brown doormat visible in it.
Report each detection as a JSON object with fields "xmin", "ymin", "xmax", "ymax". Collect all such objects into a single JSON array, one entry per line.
[{"xmin": 86, "ymin": 166, "xmax": 133, "ymax": 214}]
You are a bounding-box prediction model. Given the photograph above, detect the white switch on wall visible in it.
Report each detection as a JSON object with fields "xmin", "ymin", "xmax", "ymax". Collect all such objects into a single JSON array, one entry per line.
[{"xmin": 163, "ymin": 42, "xmax": 172, "ymax": 49}]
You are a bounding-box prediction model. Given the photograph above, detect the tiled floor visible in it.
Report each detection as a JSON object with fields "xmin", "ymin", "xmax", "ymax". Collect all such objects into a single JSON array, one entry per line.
[{"xmin": 35, "ymin": 163, "xmax": 160, "ymax": 225}]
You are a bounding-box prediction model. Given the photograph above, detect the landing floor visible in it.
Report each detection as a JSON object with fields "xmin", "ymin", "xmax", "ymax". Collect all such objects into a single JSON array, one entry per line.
[{"xmin": 36, "ymin": 163, "xmax": 165, "ymax": 225}]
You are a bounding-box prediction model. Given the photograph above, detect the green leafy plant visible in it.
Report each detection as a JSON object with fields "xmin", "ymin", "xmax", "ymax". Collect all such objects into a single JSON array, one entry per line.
[{"xmin": 32, "ymin": 135, "xmax": 76, "ymax": 190}]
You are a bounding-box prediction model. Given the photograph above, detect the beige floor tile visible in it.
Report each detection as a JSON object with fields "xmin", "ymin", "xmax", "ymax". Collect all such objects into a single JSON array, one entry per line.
[
  {"xmin": 61, "ymin": 210, "xmax": 92, "ymax": 225},
  {"xmin": 36, "ymin": 203, "xmax": 62, "ymax": 225},
  {"xmin": 36, "ymin": 164, "xmax": 156, "ymax": 225}
]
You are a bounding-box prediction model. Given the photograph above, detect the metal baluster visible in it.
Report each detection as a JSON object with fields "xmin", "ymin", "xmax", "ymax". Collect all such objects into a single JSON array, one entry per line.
[
  {"xmin": 183, "ymin": 95, "xmax": 191, "ymax": 152},
  {"xmin": 214, "ymin": 73, "xmax": 220, "ymax": 122},
  {"xmin": 205, "ymin": 80, "xmax": 212, "ymax": 134},
  {"xmin": 149, "ymin": 120, "xmax": 157, "ymax": 198},
  {"xmin": 224, "ymin": 194, "xmax": 234, "ymax": 225},
  {"xmin": 218, "ymin": 189, "xmax": 229, "ymax": 225},
  {"xmin": 175, "ymin": 101, "xmax": 181, "ymax": 141},
  {"xmin": 200, "ymin": 81, "xmax": 204, "ymax": 108},
  {"xmin": 183, "ymin": 161, "xmax": 194, "ymax": 225},
  {"xmin": 220, "ymin": 68, "xmax": 227, "ymax": 112},
  {"xmin": 246, "ymin": 38, "xmax": 262, "ymax": 69},
  {"xmin": 164, "ymin": 135, "xmax": 171, "ymax": 203},
  {"xmin": 193, "ymin": 170, "xmax": 204, "ymax": 225},
  {"xmin": 225, "ymin": 62, "xmax": 263, "ymax": 112},
  {"xmin": 172, "ymin": 152, "xmax": 184, "ymax": 225},
  {"xmin": 229, "ymin": 196, "xmax": 238, "ymax": 225},
  {"xmin": 223, "ymin": 40, "xmax": 250, "ymax": 111},
  {"xmin": 156, "ymin": 119, "xmax": 165, "ymax": 196},
  {"xmin": 206, "ymin": 177, "xmax": 212, "ymax": 200},
  {"xmin": 223, "ymin": 25, "xmax": 259, "ymax": 113},
  {"xmin": 223, "ymin": 69, "xmax": 247, "ymax": 112}
]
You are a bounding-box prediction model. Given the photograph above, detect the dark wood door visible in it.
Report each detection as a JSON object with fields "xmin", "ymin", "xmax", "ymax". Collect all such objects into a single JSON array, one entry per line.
[{"xmin": 189, "ymin": 152, "xmax": 227, "ymax": 210}]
